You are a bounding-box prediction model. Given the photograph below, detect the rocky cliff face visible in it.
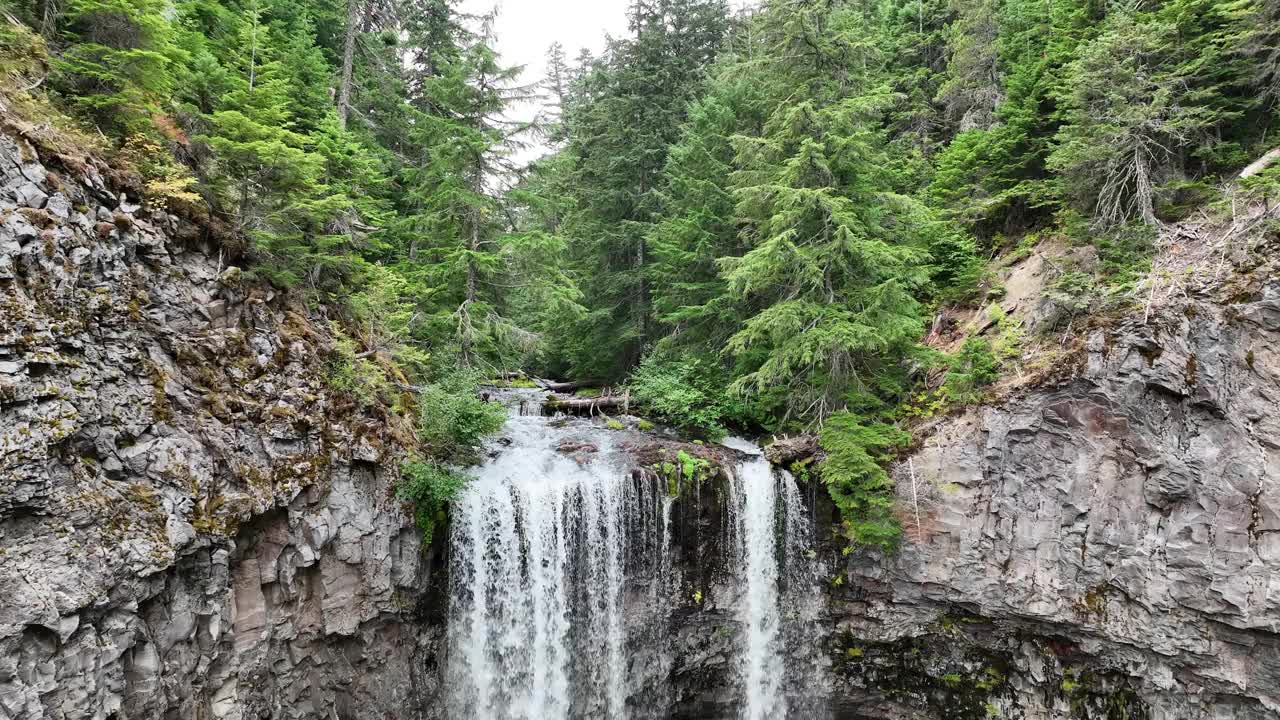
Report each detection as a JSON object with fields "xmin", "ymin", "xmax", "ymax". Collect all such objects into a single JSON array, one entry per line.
[
  {"xmin": 0, "ymin": 129, "xmax": 443, "ymax": 720},
  {"xmin": 825, "ymin": 244, "xmax": 1280, "ymax": 718}
]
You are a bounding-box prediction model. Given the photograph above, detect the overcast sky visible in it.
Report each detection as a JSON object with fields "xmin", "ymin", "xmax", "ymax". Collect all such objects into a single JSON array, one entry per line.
[
  {"xmin": 458, "ymin": 0, "xmax": 632, "ymax": 163},
  {"xmin": 458, "ymin": 1, "xmax": 754, "ymax": 165},
  {"xmin": 460, "ymin": 0, "xmax": 632, "ymax": 79}
]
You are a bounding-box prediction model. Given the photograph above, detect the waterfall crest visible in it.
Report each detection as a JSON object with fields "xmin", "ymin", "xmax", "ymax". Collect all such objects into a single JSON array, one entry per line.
[{"xmin": 444, "ymin": 403, "xmax": 819, "ymax": 719}]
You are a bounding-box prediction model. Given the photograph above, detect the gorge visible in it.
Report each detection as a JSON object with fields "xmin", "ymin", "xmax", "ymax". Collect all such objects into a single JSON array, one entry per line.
[
  {"xmin": 4, "ymin": 0, "xmax": 1280, "ymax": 716},
  {"xmin": 2, "ymin": 116, "xmax": 1278, "ymax": 717}
]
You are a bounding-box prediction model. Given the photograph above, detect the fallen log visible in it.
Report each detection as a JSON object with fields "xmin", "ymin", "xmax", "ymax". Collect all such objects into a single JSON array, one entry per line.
[
  {"xmin": 1240, "ymin": 147, "xmax": 1280, "ymax": 179},
  {"xmin": 535, "ymin": 378, "xmax": 606, "ymax": 393},
  {"xmin": 764, "ymin": 435, "xmax": 820, "ymax": 466},
  {"xmin": 542, "ymin": 394, "xmax": 629, "ymax": 415}
]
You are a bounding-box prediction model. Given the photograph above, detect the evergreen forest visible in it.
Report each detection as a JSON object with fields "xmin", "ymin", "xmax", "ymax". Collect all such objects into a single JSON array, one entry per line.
[{"xmin": 2, "ymin": 0, "xmax": 1277, "ymax": 548}]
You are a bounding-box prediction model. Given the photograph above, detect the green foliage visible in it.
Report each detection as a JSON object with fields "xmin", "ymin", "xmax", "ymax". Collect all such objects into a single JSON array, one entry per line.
[
  {"xmin": 53, "ymin": 0, "xmax": 180, "ymax": 132},
  {"xmin": 628, "ymin": 352, "xmax": 748, "ymax": 439},
  {"xmin": 1047, "ymin": 3, "xmax": 1235, "ymax": 229},
  {"xmin": 397, "ymin": 369, "xmax": 504, "ymax": 539},
  {"xmin": 397, "ymin": 460, "xmax": 469, "ymax": 537},
  {"xmin": 1046, "ymin": 270, "xmax": 1096, "ymax": 323},
  {"xmin": 413, "ymin": 370, "xmax": 506, "ymax": 463},
  {"xmin": 11, "ymin": 0, "xmax": 1280, "ymax": 552},
  {"xmin": 942, "ymin": 337, "xmax": 1000, "ymax": 404},
  {"xmin": 819, "ymin": 412, "xmax": 910, "ymax": 550},
  {"xmin": 1093, "ymin": 223, "xmax": 1157, "ymax": 289},
  {"xmin": 545, "ymin": 0, "xmax": 730, "ymax": 378},
  {"xmin": 327, "ymin": 323, "xmax": 390, "ymax": 409},
  {"xmin": 653, "ymin": 448, "xmax": 711, "ymax": 497}
]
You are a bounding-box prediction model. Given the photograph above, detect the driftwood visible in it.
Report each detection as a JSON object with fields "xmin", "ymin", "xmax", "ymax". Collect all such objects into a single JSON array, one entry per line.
[
  {"xmin": 763, "ymin": 435, "xmax": 820, "ymax": 466},
  {"xmin": 542, "ymin": 394, "xmax": 629, "ymax": 415},
  {"xmin": 535, "ymin": 378, "xmax": 605, "ymax": 393}
]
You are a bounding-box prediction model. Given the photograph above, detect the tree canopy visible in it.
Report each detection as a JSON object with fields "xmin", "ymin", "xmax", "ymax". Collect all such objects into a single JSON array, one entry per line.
[{"xmin": 5, "ymin": 0, "xmax": 1277, "ymax": 547}]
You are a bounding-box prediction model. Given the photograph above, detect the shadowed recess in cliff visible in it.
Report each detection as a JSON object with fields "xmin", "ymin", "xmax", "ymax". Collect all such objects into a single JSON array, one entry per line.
[{"xmin": 442, "ymin": 396, "xmax": 822, "ymax": 719}]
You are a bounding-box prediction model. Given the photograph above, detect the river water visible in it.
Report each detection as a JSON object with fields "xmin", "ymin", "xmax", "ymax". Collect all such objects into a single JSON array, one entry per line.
[{"xmin": 443, "ymin": 394, "xmax": 819, "ymax": 719}]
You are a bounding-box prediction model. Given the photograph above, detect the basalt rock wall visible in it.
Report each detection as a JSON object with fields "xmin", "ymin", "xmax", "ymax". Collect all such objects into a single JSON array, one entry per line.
[
  {"xmin": 0, "ymin": 129, "xmax": 444, "ymax": 720},
  {"xmin": 825, "ymin": 259, "xmax": 1280, "ymax": 718}
]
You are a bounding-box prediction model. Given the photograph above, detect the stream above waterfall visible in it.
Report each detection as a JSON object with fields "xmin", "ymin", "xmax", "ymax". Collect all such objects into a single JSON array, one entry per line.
[{"xmin": 441, "ymin": 391, "xmax": 824, "ymax": 720}]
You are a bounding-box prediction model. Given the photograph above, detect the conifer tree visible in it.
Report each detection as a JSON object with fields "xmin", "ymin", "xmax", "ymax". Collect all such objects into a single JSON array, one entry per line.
[
  {"xmin": 397, "ymin": 14, "xmax": 535, "ymax": 367},
  {"xmin": 715, "ymin": 3, "xmax": 925, "ymax": 417},
  {"xmin": 722, "ymin": 93, "xmax": 929, "ymax": 419},
  {"xmin": 646, "ymin": 69, "xmax": 756, "ymax": 353},
  {"xmin": 53, "ymin": 0, "xmax": 180, "ymax": 131},
  {"xmin": 557, "ymin": 0, "xmax": 729, "ymax": 378},
  {"xmin": 1049, "ymin": 5, "xmax": 1219, "ymax": 227}
]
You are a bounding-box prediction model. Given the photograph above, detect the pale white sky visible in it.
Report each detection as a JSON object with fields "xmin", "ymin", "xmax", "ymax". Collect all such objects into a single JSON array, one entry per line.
[
  {"xmin": 460, "ymin": 0, "xmax": 631, "ymax": 163},
  {"xmin": 458, "ymin": 1, "xmax": 753, "ymax": 165},
  {"xmin": 461, "ymin": 0, "xmax": 632, "ymax": 82}
]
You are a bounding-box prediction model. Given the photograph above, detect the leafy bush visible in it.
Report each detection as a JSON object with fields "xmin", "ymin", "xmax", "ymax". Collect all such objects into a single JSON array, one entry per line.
[
  {"xmin": 628, "ymin": 353, "xmax": 749, "ymax": 439},
  {"xmin": 413, "ymin": 370, "xmax": 506, "ymax": 463},
  {"xmin": 398, "ymin": 370, "xmax": 505, "ymax": 537},
  {"xmin": 397, "ymin": 461, "xmax": 469, "ymax": 538},
  {"xmin": 818, "ymin": 411, "xmax": 910, "ymax": 551},
  {"xmin": 326, "ymin": 324, "xmax": 390, "ymax": 409},
  {"xmin": 1094, "ymin": 223, "xmax": 1155, "ymax": 290},
  {"xmin": 1045, "ymin": 270, "xmax": 1095, "ymax": 324},
  {"xmin": 926, "ymin": 227, "xmax": 986, "ymax": 303}
]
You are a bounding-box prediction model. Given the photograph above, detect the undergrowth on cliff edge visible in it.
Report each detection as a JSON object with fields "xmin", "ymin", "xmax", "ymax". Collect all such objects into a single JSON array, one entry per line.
[
  {"xmin": 397, "ymin": 370, "xmax": 504, "ymax": 539},
  {"xmin": 819, "ymin": 411, "xmax": 911, "ymax": 551},
  {"xmin": 627, "ymin": 352, "xmax": 757, "ymax": 440}
]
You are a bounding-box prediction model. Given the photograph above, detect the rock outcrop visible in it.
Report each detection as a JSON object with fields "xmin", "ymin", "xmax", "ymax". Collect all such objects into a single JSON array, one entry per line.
[
  {"xmin": 0, "ymin": 130, "xmax": 442, "ymax": 720},
  {"xmin": 827, "ymin": 248, "xmax": 1280, "ymax": 718}
]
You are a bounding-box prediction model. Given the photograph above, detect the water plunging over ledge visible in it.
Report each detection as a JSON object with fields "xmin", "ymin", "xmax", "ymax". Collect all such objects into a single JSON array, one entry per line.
[{"xmin": 443, "ymin": 392, "xmax": 821, "ymax": 719}]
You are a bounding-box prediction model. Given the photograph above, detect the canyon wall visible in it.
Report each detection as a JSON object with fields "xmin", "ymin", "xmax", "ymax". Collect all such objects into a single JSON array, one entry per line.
[
  {"xmin": 0, "ymin": 130, "xmax": 444, "ymax": 720},
  {"xmin": 826, "ymin": 248, "xmax": 1280, "ymax": 718}
]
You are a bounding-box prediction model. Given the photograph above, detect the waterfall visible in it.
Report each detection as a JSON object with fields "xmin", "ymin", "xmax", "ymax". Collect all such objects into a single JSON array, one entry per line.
[
  {"xmin": 726, "ymin": 451, "xmax": 784, "ymax": 719},
  {"xmin": 444, "ymin": 403, "xmax": 819, "ymax": 719}
]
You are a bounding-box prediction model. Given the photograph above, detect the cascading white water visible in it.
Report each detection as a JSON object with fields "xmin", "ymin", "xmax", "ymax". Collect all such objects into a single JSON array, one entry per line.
[
  {"xmin": 721, "ymin": 437, "xmax": 790, "ymax": 720},
  {"xmin": 445, "ymin": 406, "xmax": 669, "ymax": 720},
  {"xmin": 445, "ymin": 399, "xmax": 819, "ymax": 720}
]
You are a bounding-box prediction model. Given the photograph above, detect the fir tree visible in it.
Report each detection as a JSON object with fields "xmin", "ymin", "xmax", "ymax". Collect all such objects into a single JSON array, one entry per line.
[
  {"xmin": 53, "ymin": 0, "xmax": 180, "ymax": 131},
  {"xmin": 396, "ymin": 14, "xmax": 535, "ymax": 367}
]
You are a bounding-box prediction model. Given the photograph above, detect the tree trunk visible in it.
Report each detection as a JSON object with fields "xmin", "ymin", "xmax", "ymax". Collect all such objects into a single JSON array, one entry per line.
[
  {"xmin": 1240, "ymin": 148, "xmax": 1280, "ymax": 179},
  {"xmin": 535, "ymin": 379, "xmax": 605, "ymax": 393},
  {"xmin": 337, "ymin": 0, "xmax": 358, "ymax": 130},
  {"xmin": 543, "ymin": 395, "xmax": 629, "ymax": 415},
  {"xmin": 466, "ymin": 217, "xmax": 478, "ymax": 305}
]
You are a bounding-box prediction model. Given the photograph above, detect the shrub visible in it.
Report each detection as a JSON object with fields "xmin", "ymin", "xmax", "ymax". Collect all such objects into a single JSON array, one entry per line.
[
  {"xmin": 942, "ymin": 337, "xmax": 1000, "ymax": 404},
  {"xmin": 326, "ymin": 324, "xmax": 389, "ymax": 409},
  {"xmin": 397, "ymin": 370, "xmax": 505, "ymax": 540},
  {"xmin": 818, "ymin": 411, "xmax": 910, "ymax": 550},
  {"xmin": 628, "ymin": 353, "xmax": 749, "ymax": 439},
  {"xmin": 413, "ymin": 370, "xmax": 506, "ymax": 463},
  {"xmin": 397, "ymin": 461, "xmax": 468, "ymax": 537}
]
